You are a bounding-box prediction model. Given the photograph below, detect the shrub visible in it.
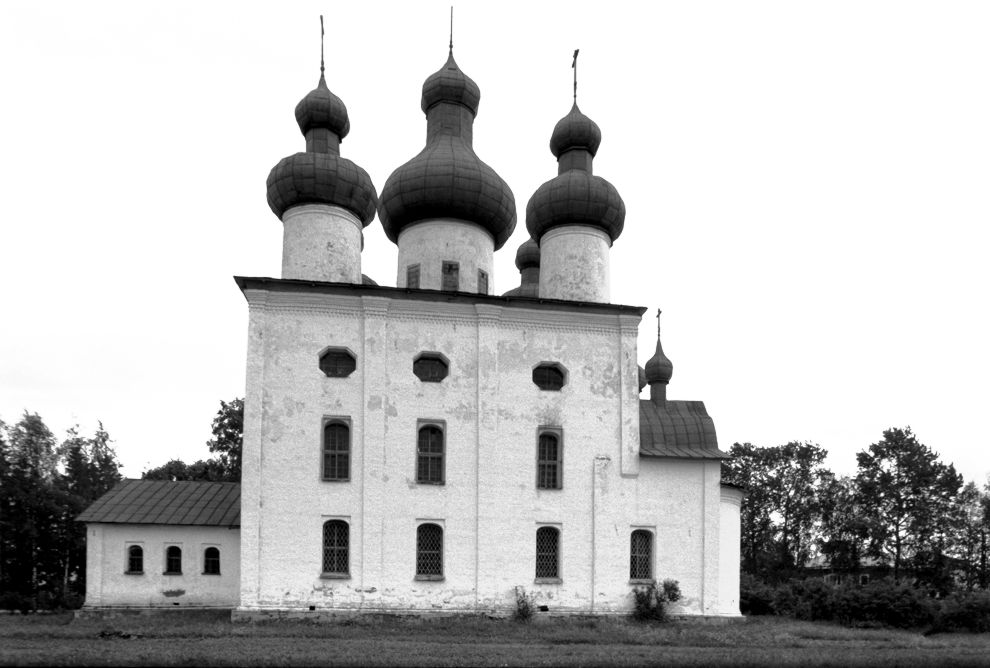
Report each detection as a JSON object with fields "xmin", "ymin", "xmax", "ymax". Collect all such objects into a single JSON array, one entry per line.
[
  {"xmin": 930, "ymin": 591, "xmax": 990, "ymax": 634},
  {"xmin": 631, "ymin": 579, "xmax": 681, "ymax": 622},
  {"xmin": 512, "ymin": 586, "xmax": 534, "ymax": 622},
  {"xmin": 773, "ymin": 578, "xmax": 834, "ymax": 621},
  {"xmin": 739, "ymin": 573, "xmax": 776, "ymax": 615}
]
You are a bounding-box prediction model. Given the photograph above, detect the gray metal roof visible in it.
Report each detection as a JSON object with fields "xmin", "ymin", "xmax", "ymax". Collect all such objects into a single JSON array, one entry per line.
[
  {"xmin": 77, "ymin": 479, "xmax": 240, "ymax": 527},
  {"xmin": 639, "ymin": 400, "xmax": 728, "ymax": 460}
]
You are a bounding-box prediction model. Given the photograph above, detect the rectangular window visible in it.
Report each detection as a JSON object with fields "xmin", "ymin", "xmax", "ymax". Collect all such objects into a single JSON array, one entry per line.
[
  {"xmin": 322, "ymin": 418, "xmax": 351, "ymax": 481},
  {"xmin": 164, "ymin": 545, "xmax": 182, "ymax": 575},
  {"xmin": 477, "ymin": 269, "xmax": 488, "ymax": 294},
  {"xmin": 535, "ymin": 526, "xmax": 561, "ymax": 582},
  {"xmin": 322, "ymin": 520, "xmax": 350, "ymax": 577},
  {"xmin": 441, "ymin": 261, "xmax": 459, "ymax": 292},
  {"xmin": 537, "ymin": 428, "xmax": 563, "ymax": 490},
  {"xmin": 416, "ymin": 523, "xmax": 444, "ymax": 579},
  {"xmin": 629, "ymin": 530, "xmax": 653, "ymax": 581},
  {"xmin": 407, "ymin": 264, "xmax": 420, "ymax": 289},
  {"xmin": 126, "ymin": 545, "xmax": 143, "ymax": 574},
  {"xmin": 416, "ymin": 421, "xmax": 445, "ymax": 484}
]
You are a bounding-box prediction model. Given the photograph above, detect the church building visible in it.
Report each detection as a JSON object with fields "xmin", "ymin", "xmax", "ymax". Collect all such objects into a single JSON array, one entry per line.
[{"xmin": 79, "ymin": 38, "xmax": 742, "ymax": 617}]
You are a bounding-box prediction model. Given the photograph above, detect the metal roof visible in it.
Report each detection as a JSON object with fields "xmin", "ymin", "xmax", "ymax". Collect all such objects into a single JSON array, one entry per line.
[
  {"xmin": 639, "ymin": 399, "xmax": 729, "ymax": 460},
  {"xmin": 76, "ymin": 479, "xmax": 240, "ymax": 527}
]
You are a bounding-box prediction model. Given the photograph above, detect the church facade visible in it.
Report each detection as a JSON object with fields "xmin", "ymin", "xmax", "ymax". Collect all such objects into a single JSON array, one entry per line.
[{"xmin": 233, "ymin": 43, "xmax": 742, "ymax": 617}]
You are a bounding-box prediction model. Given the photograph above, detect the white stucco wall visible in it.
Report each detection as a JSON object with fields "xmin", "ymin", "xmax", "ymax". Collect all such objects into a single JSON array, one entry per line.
[
  {"xmin": 83, "ymin": 524, "xmax": 240, "ymax": 608},
  {"xmin": 237, "ymin": 286, "xmax": 733, "ymax": 615},
  {"xmin": 538, "ymin": 225, "xmax": 611, "ymax": 303},
  {"xmin": 718, "ymin": 485, "xmax": 743, "ymax": 616},
  {"xmin": 395, "ymin": 220, "xmax": 494, "ymax": 293},
  {"xmin": 281, "ymin": 204, "xmax": 363, "ymax": 283}
]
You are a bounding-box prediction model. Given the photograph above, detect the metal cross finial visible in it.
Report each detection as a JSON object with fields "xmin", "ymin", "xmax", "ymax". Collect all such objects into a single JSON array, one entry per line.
[
  {"xmin": 572, "ymin": 49, "xmax": 579, "ymax": 102},
  {"xmin": 656, "ymin": 308, "xmax": 662, "ymax": 337},
  {"xmin": 449, "ymin": 6, "xmax": 454, "ymax": 54},
  {"xmin": 320, "ymin": 15, "xmax": 325, "ymax": 75}
]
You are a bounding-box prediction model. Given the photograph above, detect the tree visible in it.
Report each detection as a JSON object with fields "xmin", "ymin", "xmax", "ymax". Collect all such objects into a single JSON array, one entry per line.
[
  {"xmin": 722, "ymin": 441, "xmax": 831, "ymax": 577},
  {"xmin": 855, "ymin": 427, "xmax": 963, "ymax": 581},
  {"xmin": 206, "ymin": 398, "xmax": 243, "ymax": 482},
  {"xmin": 946, "ymin": 481, "xmax": 990, "ymax": 591},
  {"xmin": 818, "ymin": 474, "xmax": 871, "ymax": 572}
]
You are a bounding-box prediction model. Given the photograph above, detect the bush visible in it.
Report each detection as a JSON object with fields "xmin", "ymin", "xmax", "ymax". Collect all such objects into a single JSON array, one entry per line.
[
  {"xmin": 512, "ymin": 586, "xmax": 534, "ymax": 622},
  {"xmin": 739, "ymin": 573, "xmax": 776, "ymax": 615},
  {"xmin": 0, "ymin": 591, "xmax": 35, "ymax": 614},
  {"xmin": 930, "ymin": 591, "xmax": 990, "ymax": 634},
  {"xmin": 631, "ymin": 579, "xmax": 681, "ymax": 622},
  {"xmin": 773, "ymin": 578, "xmax": 835, "ymax": 621}
]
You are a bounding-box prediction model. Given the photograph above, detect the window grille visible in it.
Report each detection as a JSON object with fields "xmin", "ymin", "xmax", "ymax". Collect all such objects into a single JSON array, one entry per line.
[
  {"xmin": 319, "ymin": 349, "xmax": 356, "ymax": 378},
  {"xmin": 532, "ymin": 364, "xmax": 565, "ymax": 391},
  {"xmin": 413, "ymin": 355, "xmax": 449, "ymax": 382},
  {"xmin": 322, "ymin": 520, "xmax": 349, "ymax": 575},
  {"xmin": 630, "ymin": 530, "xmax": 652, "ymax": 580},
  {"xmin": 165, "ymin": 546, "xmax": 182, "ymax": 574},
  {"xmin": 537, "ymin": 433, "xmax": 561, "ymax": 489},
  {"xmin": 323, "ymin": 421, "xmax": 350, "ymax": 481},
  {"xmin": 477, "ymin": 269, "xmax": 488, "ymax": 294},
  {"xmin": 441, "ymin": 261, "xmax": 459, "ymax": 292},
  {"xmin": 203, "ymin": 547, "xmax": 221, "ymax": 575},
  {"xmin": 407, "ymin": 264, "xmax": 420, "ymax": 289},
  {"xmin": 417, "ymin": 425, "xmax": 444, "ymax": 484},
  {"xmin": 416, "ymin": 523, "xmax": 443, "ymax": 577},
  {"xmin": 127, "ymin": 545, "xmax": 143, "ymax": 573},
  {"xmin": 535, "ymin": 527, "xmax": 560, "ymax": 579}
]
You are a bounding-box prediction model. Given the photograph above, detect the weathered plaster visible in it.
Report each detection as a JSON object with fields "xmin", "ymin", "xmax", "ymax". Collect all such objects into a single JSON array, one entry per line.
[{"xmin": 281, "ymin": 204, "xmax": 363, "ymax": 283}]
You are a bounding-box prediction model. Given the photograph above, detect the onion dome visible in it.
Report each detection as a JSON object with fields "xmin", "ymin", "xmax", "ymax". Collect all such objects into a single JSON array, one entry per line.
[
  {"xmin": 378, "ymin": 51, "xmax": 516, "ymax": 249},
  {"xmin": 267, "ymin": 74, "xmax": 378, "ymax": 225},
  {"xmin": 638, "ymin": 365, "xmax": 648, "ymax": 392},
  {"xmin": 515, "ymin": 238, "xmax": 540, "ymax": 270},
  {"xmin": 645, "ymin": 319, "xmax": 674, "ymax": 386},
  {"xmin": 361, "ymin": 274, "xmax": 378, "ymax": 286},
  {"xmin": 526, "ymin": 103, "xmax": 625, "ymax": 243}
]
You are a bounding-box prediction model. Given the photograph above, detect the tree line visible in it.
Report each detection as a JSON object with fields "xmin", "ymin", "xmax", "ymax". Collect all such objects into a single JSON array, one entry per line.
[
  {"xmin": 0, "ymin": 399, "xmax": 243, "ymax": 611},
  {"xmin": 722, "ymin": 427, "xmax": 990, "ymax": 593}
]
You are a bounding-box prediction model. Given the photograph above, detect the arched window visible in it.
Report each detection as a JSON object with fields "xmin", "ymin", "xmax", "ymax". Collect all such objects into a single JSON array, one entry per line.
[
  {"xmin": 322, "ymin": 520, "xmax": 349, "ymax": 576},
  {"xmin": 416, "ymin": 523, "xmax": 443, "ymax": 579},
  {"xmin": 417, "ymin": 424, "xmax": 444, "ymax": 484},
  {"xmin": 323, "ymin": 421, "xmax": 350, "ymax": 481},
  {"xmin": 630, "ymin": 530, "xmax": 653, "ymax": 581},
  {"xmin": 203, "ymin": 547, "xmax": 221, "ymax": 575},
  {"xmin": 537, "ymin": 430, "xmax": 562, "ymax": 489},
  {"xmin": 165, "ymin": 546, "xmax": 182, "ymax": 575},
  {"xmin": 126, "ymin": 545, "xmax": 143, "ymax": 574},
  {"xmin": 535, "ymin": 527, "xmax": 560, "ymax": 580}
]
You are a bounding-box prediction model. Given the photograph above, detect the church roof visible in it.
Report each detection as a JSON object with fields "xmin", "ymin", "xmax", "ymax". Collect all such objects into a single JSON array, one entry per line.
[
  {"xmin": 77, "ymin": 479, "xmax": 240, "ymax": 527},
  {"xmin": 639, "ymin": 400, "xmax": 728, "ymax": 460}
]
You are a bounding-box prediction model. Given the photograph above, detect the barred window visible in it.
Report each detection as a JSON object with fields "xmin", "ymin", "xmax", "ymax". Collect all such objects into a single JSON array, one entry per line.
[
  {"xmin": 322, "ymin": 421, "xmax": 350, "ymax": 481},
  {"xmin": 407, "ymin": 264, "xmax": 420, "ymax": 289},
  {"xmin": 630, "ymin": 530, "xmax": 653, "ymax": 581},
  {"xmin": 203, "ymin": 547, "xmax": 221, "ymax": 575},
  {"xmin": 417, "ymin": 424, "xmax": 444, "ymax": 484},
  {"xmin": 322, "ymin": 520, "xmax": 349, "ymax": 576},
  {"xmin": 441, "ymin": 261, "xmax": 459, "ymax": 292},
  {"xmin": 165, "ymin": 546, "xmax": 182, "ymax": 575},
  {"xmin": 416, "ymin": 523, "xmax": 443, "ymax": 579},
  {"xmin": 537, "ymin": 431, "xmax": 562, "ymax": 490},
  {"xmin": 535, "ymin": 527, "xmax": 560, "ymax": 580},
  {"xmin": 126, "ymin": 545, "xmax": 143, "ymax": 574}
]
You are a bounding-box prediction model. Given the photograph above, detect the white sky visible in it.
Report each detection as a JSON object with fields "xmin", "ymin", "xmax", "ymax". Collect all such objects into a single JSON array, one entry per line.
[{"xmin": 1, "ymin": 1, "xmax": 987, "ymax": 485}]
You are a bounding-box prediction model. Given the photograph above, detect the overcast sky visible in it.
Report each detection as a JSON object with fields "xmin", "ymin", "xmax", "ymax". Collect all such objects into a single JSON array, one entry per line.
[{"xmin": 1, "ymin": 1, "xmax": 987, "ymax": 485}]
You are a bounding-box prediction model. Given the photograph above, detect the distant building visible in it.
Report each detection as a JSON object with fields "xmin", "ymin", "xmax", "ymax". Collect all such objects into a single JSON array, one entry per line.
[{"xmin": 79, "ymin": 39, "xmax": 742, "ymax": 617}]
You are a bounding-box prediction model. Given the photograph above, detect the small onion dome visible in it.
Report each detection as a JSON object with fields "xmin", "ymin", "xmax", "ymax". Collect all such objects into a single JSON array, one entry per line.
[
  {"xmin": 379, "ymin": 51, "xmax": 516, "ymax": 249},
  {"xmin": 266, "ymin": 74, "xmax": 378, "ymax": 225},
  {"xmin": 638, "ymin": 365, "xmax": 648, "ymax": 392},
  {"xmin": 550, "ymin": 103, "xmax": 602, "ymax": 157},
  {"xmin": 515, "ymin": 238, "xmax": 540, "ymax": 270},
  {"xmin": 421, "ymin": 52, "xmax": 481, "ymax": 115},
  {"xmin": 361, "ymin": 274, "xmax": 378, "ymax": 286},
  {"xmin": 295, "ymin": 74, "xmax": 350, "ymax": 138},
  {"xmin": 526, "ymin": 103, "xmax": 625, "ymax": 243},
  {"xmin": 645, "ymin": 335, "xmax": 673, "ymax": 386}
]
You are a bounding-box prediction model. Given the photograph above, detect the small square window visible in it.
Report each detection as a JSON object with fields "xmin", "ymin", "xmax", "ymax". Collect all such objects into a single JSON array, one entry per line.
[
  {"xmin": 407, "ymin": 264, "xmax": 420, "ymax": 289},
  {"xmin": 441, "ymin": 261, "xmax": 459, "ymax": 292},
  {"xmin": 477, "ymin": 269, "xmax": 488, "ymax": 294}
]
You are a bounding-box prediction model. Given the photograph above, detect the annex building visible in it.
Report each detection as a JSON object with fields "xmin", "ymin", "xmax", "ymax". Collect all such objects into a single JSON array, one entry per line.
[{"xmin": 78, "ymin": 40, "xmax": 742, "ymax": 617}]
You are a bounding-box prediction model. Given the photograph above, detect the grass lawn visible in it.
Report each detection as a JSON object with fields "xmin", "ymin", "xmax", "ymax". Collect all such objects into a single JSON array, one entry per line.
[{"xmin": 1, "ymin": 612, "xmax": 988, "ymax": 667}]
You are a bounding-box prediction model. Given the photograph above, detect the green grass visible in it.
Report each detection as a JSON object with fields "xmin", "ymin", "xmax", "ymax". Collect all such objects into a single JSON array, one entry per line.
[{"xmin": 1, "ymin": 612, "xmax": 988, "ymax": 666}]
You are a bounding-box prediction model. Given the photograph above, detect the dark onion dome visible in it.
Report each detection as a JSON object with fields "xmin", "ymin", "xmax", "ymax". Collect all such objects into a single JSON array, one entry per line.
[
  {"xmin": 378, "ymin": 51, "xmax": 516, "ymax": 250},
  {"xmin": 361, "ymin": 274, "xmax": 378, "ymax": 286},
  {"xmin": 515, "ymin": 238, "xmax": 540, "ymax": 270},
  {"xmin": 526, "ymin": 103, "xmax": 625, "ymax": 243},
  {"xmin": 645, "ymin": 333, "xmax": 673, "ymax": 386},
  {"xmin": 638, "ymin": 365, "xmax": 648, "ymax": 392},
  {"xmin": 267, "ymin": 74, "xmax": 378, "ymax": 225}
]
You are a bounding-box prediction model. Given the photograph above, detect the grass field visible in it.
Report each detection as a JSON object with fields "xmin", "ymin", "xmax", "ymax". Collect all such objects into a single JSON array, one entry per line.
[{"xmin": 1, "ymin": 611, "xmax": 988, "ymax": 666}]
